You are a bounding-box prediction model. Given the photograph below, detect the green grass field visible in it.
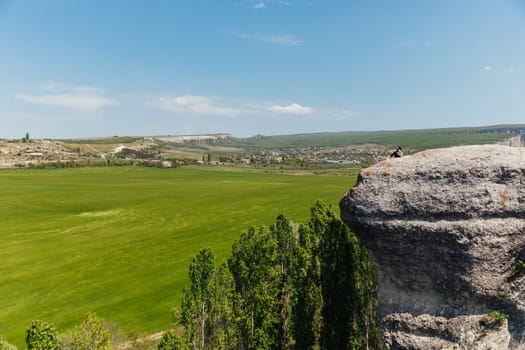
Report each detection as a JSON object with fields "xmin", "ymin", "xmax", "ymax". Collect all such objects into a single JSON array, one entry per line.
[{"xmin": 0, "ymin": 167, "xmax": 355, "ymax": 347}]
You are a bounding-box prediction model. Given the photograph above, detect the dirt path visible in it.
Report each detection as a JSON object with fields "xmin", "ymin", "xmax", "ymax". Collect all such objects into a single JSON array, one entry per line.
[
  {"xmin": 116, "ymin": 331, "xmax": 165, "ymax": 350},
  {"xmin": 85, "ymin": 143, "xmax": 103, "ymax": 156}
]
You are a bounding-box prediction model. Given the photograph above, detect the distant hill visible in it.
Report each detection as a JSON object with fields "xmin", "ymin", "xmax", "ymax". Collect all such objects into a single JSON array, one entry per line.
[{"xmin": 231, "ymin": 124, "xmax": 525, "ymax": 151}]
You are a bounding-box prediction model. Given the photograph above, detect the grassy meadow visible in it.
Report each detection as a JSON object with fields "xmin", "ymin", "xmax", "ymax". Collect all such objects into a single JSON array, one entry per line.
[{"xmin": 0, "ymin": 166, "xmax": 355, "ymax": 346}]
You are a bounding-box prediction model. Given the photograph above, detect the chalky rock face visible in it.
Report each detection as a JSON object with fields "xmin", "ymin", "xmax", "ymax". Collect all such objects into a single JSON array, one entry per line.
[{"xmin": 340, "ymin": 145, "xmax": 525, "ymax": 349}]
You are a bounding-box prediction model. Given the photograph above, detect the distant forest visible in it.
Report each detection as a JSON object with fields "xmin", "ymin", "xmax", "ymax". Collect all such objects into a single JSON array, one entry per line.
[{"xmin": 232, "ymin": 124, "xmax": 525, "ymax": 150}]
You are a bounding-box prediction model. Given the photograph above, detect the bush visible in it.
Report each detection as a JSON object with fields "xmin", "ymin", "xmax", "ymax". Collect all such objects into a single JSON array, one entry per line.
[
  {"xmin": 26, "ymin": 320, "xmax": 60, "ymax": 350},
  {"xmin": 488, "ymin": 310, "xmax": 508, "ymax": 326},
  {"xmin": 0, "ymin": 336, "xmax": 17, "ymax": 350},
  {"xmin": 158, "ymin": 331, "xmax": 185, "ymax": 350},
  {"xmin": 481, "ymin": 310, "xmax": 509, "ymax": 329},
  {"xmin": 511, "ymin": 259, "xmax": 525, "ymax": 276},
  {"xmin": 70, "ymin": 313, "xmax": 111, "ymax": 350}
]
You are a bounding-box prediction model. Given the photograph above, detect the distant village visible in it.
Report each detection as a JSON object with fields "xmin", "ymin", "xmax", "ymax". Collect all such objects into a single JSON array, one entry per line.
[
  {"xmin": 1, "ymin": 128, "xmax": 523, "ymax": 170},
  {"xmin": 0, "ymin": 133, "xmax": 388, "ymax": 169}
]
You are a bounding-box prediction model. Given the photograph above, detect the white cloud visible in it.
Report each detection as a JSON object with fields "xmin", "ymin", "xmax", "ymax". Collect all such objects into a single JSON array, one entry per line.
[
  {"xmin": 260, "ymin": 34, "xmax": 303, "ymax": 46},
  {"xmin": 150, "ymin": 95, "xmax": 354, "ymax": 121},
  {"xmin": 16, "ymin": 83, "xmax": 119, "ymax": 111},
  {"xmin": 505, "ymin": 67, "xmax": 515, "ymax": 73},
  {"xmin": 232, "ymin": 32, "xmax": 303, "ymax": 46},
  {"xmin": 15, "ymin": 92, "xmax": 119, "ymax": 111},
  {"xmin": 484, "ymin": 65, "xmax": 493, "ymax": 71},
  {"xmin": 254, "ymin": 2, "xmax": 266, "ymax": 9},
  {"xmin": 268, "ymin": 103, "xmax": 314, "ymax": 115},
  {"xmin": 152, "ymin": 95, "xmax": 248, "ymax": 118}
]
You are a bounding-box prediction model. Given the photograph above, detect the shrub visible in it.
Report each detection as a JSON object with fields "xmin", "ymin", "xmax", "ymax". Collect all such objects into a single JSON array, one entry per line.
[
  {"xmin": 511, "ymin": 259, "xmax": 525, "ymax": 276},
  {"xmin": 70, "ymin": 313, "xmax": 111, "ymax": 350},
  {"xmin": 158, "ymin": 331, "xmax": 185, "ymax": 350},
  {"xmin": 26, "ymin": 320, "xmax": 60, "ymax": 350},
  {"xmin": 481, "ymin": 310, "xmax": 509, "ymax": 329},
  {"xmin": 488, "ymin": 310, "xmax": 508, "ymax": 326},
  {"xmin": 0, "ymin": 336, "xmax": 17, "ymax": 350}
]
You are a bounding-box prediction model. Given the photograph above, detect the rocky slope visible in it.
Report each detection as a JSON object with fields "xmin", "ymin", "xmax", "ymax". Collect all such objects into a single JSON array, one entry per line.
[{"xmin": 340, "ymin": 145, "xmax": 525, "ymax": 349}]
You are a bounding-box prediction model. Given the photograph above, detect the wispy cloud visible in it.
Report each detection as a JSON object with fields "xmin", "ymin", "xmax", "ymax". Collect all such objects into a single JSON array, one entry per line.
[
  {"xmin": 15, "ymin": 85, "xmax": 119, "ymax": 111},
  {"xmin": 484, "ymin": 65, "xmax": 493, "ymax": 71},
  {"xmin": 245, "ymin": 0, "xmax": 291, "ymax": 8},
  {"xmin": 268, "ymin": 103, "xmax": 314, "ymax": 115},
  {"xmin": 505, "ymin": 67, "xmax": 515, "ymax": 73},
  {"xmin": 150, "ymin": 94, "xmax": 355, "ymax": 122},
  {"xmin": 253, "ymin": 2, "xmax": 266, "ymax": 9},
  {"xmin": 151, "ymin": 95, "xmax": 249, "ymax": 118},
  {"xmin": 260, "ymin": 34, "xmax": 303, "ymax": 46},
  {"xmin": 232, "ymin": 32, "xmax": 303, "ymax": 46}
]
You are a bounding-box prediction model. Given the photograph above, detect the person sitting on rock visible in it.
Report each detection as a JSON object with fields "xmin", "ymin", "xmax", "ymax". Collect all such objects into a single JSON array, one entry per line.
[{"xmin": 390, "ymin": 146, "xmax": 403, "ymax": 158}]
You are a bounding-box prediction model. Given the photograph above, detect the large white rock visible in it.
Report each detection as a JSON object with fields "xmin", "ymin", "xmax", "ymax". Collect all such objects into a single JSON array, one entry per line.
[{"xmin": 340, "ymin": 145, "xmax": 525, "ymax": 349}]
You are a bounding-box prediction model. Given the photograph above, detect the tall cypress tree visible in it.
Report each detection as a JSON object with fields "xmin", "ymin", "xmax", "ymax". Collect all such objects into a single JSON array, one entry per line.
[
  {"xmin": 270, "ymin": 215, "xmax": 296, "ymax": 350},
  {"xmin": 292, "ymin": 202, "xmax": 332, "ymax": 350},
  {"xmin": 228, "ymin": 226, "xmax": 279, "ymax": 350},
  {"xmin": 319, "ymin": 219, "xmax": 355, "ymax": 349},
  {"xmin": 180, "ymin": 248, "xmax": 216, "ymax": 350}
]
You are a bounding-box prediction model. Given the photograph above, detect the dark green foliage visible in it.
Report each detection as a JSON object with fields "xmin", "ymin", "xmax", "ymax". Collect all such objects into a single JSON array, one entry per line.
[
  {"xmin": 158, "ymin": 331, "xmax": 185, "ymax": 350},
  {"xmin": 292, "ymin": 213, "xmax": 324, "ymax": 350},
  {"xmin": 311, "ymin": 201, "xmax": 382, "ymax": 350},
  {"xmin": 25, "ymin": 320, "xmax": 60, "ymax": 350},
  {"xmin": 228, "ymin": 227, "xmax": 280, "ymax": 349},
  {"xmin": 511, "ymin": 259, "xmax": 525, "ymax": 277},
  {"xmin": 320, "ymin": 219, "xmax": 355, "ymax": 349},
  {"xmin": 270, "ymin": 215, "xmax": 296, "ymax": 350},
  {"xmin": 487, "ymin": 311, "xmax": 508, "ymax": 327},
  {"xmin": 180, "ymin": 249, "xmax": 236, "ymax": 349},
  {"xmin": 175, "ymin": 201, "xmax": 383, "ymax": 350}
]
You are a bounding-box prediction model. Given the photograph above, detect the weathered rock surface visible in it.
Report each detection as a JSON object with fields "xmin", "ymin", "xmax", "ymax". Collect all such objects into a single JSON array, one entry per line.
[
  {"xmin": 383, "ymin": 313, "xmax": 511, "ymax": 350},
  {"xmin": 340, "ymin": 145, "xmax": 525, "ymax": 349}
]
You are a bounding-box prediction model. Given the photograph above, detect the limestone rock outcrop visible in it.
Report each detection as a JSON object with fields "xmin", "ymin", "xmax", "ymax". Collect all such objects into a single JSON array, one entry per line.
[{"xmin": 340, "ymin": 145, "xmax": 525, "ymax": 349}]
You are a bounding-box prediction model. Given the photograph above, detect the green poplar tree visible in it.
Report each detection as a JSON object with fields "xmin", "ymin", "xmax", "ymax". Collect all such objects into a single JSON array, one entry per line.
[
  {"xmin": 228, "ymin": 226, "xmax": 279, "ymax": 350},
  {"xmin": 207, "ymin": 263, "xmax": 237, "ymax": 349},
  {"xmin": 270, "ymin": 215, "xmax": 296, "ymax": 350},
  {"xmin": 319, "ymin": 219, "xmax": 355, "ymax": 349},
  {"xmin": 292, "ymin": 201, "xmax": 333, "ymax": 350},
  {"xmin": 181, "ymin": 248, "xmax": 216, "ymax": 350}
]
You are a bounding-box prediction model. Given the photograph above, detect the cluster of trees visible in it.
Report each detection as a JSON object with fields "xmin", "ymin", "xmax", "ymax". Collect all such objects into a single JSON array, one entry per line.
[
  {"xmin": 21, "ymin": 158, "xmax": 174, "ymax": 170},
  {"xmin": 160, "ymin": 201, "xmax": 383, "ymax": 350},
  {"xmin": 0, "ymin": 313, "xmax": 111, "ymax": 350}
]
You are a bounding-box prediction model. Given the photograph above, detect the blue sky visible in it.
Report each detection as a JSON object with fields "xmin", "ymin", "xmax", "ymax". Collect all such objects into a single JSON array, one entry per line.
[{"xmin": 1, "ymin": 0, "xmax": 524, "ymax": 138}]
